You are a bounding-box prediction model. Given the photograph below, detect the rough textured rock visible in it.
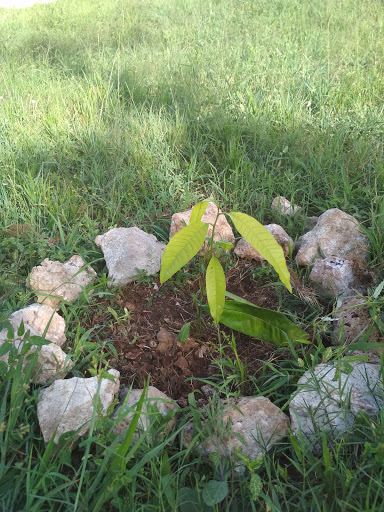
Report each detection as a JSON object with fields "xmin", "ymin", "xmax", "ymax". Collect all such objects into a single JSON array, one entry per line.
[
  {"xmin": 234, "ymin": 224, "xmax": 293, "ymax": 260},
  {"xmin": 37, "ymin": 369, "xmax": 120, "ymax": 443},
  {"xmin": 309, "ymin": 257, "xmax": 366, "ymax": 297},
  {"xmin": 95, "ymin": 227, "xmax": 165, "ymax": 287},
  {"xmin": 112, "ymin": 386, "xmax": 179, "ymax": 437},
  {"xmin": 28, "ymin": 256, "xmax": 97, "ymax": 309},
  {"xmin": 0, "ymin": 304, "xmax": 70, "ymax": 380},
  {"xmin": 34, "ymin": 344, "xmax": 72, "ymax": 385},
  {"xmin": 0, "ymin": 332, "xmax": 72, "ymax": 384},
  {"xmin": 156, "ymin": 328, "xmax": 177, "ymax": 353},
  {"xmin": 183, "ymin": 396, "xmax": 289, "ymax": 465},
  {"xmin": 271, "ymin": 196, "xmax": 302, "ymax": 216},
  {"xmin": 169, "ymin": 202, "xmax": 234, "ymax": 250},
  {"xmin": 304, "ymin": 216, "xmax": 319, "ymax": 232},
  {"xmin": 333, "ymin": 297, "xmax": 381, "ymax": 355},
  {"xmin": 1, "ymin": 304, "xmax": 66, "ymax": 346},
  {"xmin": 290, "ymin": 361, "xmax": 383, "ymax": 448},
  {"xmin": 295, "ymin": 209, "xmax": 368, "ymax": 267}
]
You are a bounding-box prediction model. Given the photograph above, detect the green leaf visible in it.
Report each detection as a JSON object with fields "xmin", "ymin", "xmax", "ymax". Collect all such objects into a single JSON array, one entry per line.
[
  {"xmin": 225, "ymin": 290, "xmax": 253, "ymax": 305},
  {"xmin": 219, "ymin": 300, "xmax": 308, "ymax": 346},
  {"xmin": 206, "ymin": 257, "xmax": 226, "ymax": 325},
  {"xmin": 111, "ymin": 383, "xmax": 147, "ymax": 472},
  {"xmin": 17, "ymin": 321, "xmax": 25, "ymax": 337},
  {"xmin": 190, "ymin": 200, "xmax": 209, "ymax": 224},
  {"xmin": 249, "ymin": 473, "xmax": 262, "ymax": 501},
  {"xmin": 214, "ymin": 241, "xmax": 234, "ymax": 250},
  {"xmin": 178, "ymin": 322, "xmax": 191, "ymax": 343},
  {"xmin": 160, "ymin": 222, "xmax": 209, "ymax": 283},
  {"xmin": 372, "ymin": 279, "xmax": 384, "ymax": 299},
  {"xmin": 202, "ymin": 480, "xmax": 229, "ymax": 506},
  {"xmin": 228, "ymin": 212, "xmax": 292, "ymax": 292},
  {"xmin": 322, "ymin": 346, "xmax": 333, "ymax": 363},
  {"xmin": 177, "ymin": 488, "xmax": 202, "ymax": 512}
]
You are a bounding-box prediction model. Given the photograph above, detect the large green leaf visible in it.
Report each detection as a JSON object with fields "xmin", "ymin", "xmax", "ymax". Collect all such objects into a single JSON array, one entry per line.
[
  {"xmin": 160, "ymin": 222, "xmax": 208, "ymax": 283},
  {"xmin": 190, "ymin": 200, "xmax": 209, "ymax": 224},
  {"xmin": 219, "ymin": 300, "xmax": 308, "ymax": 346},
  {"xmin": 206, "ymin": 256, "xmax": 226, "ymax": 325},
  {"xmin": 228, "ymin": 212, "xmax": 292, "ymax": 292},
  {"xmin": 202, "ymin": 480, "xmax": 229, "ymax": 506}
]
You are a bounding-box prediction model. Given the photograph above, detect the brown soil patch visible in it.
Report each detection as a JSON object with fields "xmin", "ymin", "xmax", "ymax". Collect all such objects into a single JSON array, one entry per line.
[{"xmin": 83, "ymin": 261, "xmax": 295, "ymax": 404}]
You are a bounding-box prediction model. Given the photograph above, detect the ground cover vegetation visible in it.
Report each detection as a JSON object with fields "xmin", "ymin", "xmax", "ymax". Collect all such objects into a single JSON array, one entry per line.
[{"xmin": 1, "ymin": 0, "xmax": 384, "ymax": 510}]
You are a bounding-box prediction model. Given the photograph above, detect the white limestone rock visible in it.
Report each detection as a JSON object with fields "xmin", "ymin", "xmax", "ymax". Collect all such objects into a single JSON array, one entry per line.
[
  {"xmin": 95, "ymin": 227, "xmax": 165, "ymax": 287},
  {"xmin": 27, "ymin": 256, "xmax": 97, "ymax": 309},
  {"xmin": 169, "ymin": 202, "xmax": 234, "ymax": 251},
  {"xmin": 112, "ymin": 385, "xmax": 179, "ymax": 437},
  {"xmin": 183, "ymin": 396, "xmax": 289, "ymax": 466},
  {"xmin": 309, "ymin": 257, "xmax": 367, "ymax": 297},
  {"xmin": 0, "ymin": 304, "xmax": 69, "ymax": 380},
  {"xmin": 37, "ymin": 369, "xmax": 120, "ymax": 443},
  {"xmin": 33, "ymin": 344, "xmax": 72, "ymax": 385},
  {"xmin": 4, "ymin": 304, "xmax": 66, "ymax": 346},
  {"xmin": 234, "ymin": 224, "xmax": 293, "ymax": 261},
  {"xmin": 295, "ymin": 209, "xmax": 368, "ymax": 267},
  {"xmin": 271, "ymin": 196, "xmax": 302, "ymax": 216},
  {"xmin": 290, "ymin": 361, "xmax": 383, "ymax": 449}
]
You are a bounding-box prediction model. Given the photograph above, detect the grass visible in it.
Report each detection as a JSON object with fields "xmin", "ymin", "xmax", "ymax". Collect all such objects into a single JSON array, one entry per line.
[{"xmin": 1, "ymin": 0, "xmax": 384, "ymax": 509}]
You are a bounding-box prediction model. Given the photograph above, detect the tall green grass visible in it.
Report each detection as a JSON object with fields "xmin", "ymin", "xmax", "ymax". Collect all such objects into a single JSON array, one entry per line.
[{"xmin": 1, "ymin": 0, "xmax": 384, "ymax": 509}]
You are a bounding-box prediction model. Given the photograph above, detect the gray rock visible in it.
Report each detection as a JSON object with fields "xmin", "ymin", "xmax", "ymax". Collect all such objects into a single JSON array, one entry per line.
[
  {"xmin": 112, "ymin": 385, "xmax": 179, "ymax": 437},
  {"xmin": 304, "ymin": 216, "xmax": 319, "ymax": 232},
  {"xmin": 309, "ymin": 257, "xmax": 366, "ymax": 297},
  {"xmin": 33, "ymin": 344, "xmax": 72, "ymax": 385},
  {"xmin": 271, "ymin": 196, "xmax": 302, "ymax": 216},
  {"xmin": 234, "ymin": 224, "xmax": 293, "ymax": 261},
  {"xmin": 332, "ymin": 297, "xmax": 381, "ymax": 360},
  {"xmin": 95, "ymin": 227, "xmax": 165, "ymax": 287},
  {"xmin": 37, "ymin": 369, "xmax": 120, "ymax": 443},
  {"xmin": 290, "ymin": 361, "xmax": 383, "ymax": 448},
  {"xmin": 28, "ymin": 256, "xmax": 97, "ymax": 309},
  {"xmin": 0, "ymin": 305, "xmax": 71, "ymax": 382},
  {"xmin": 183, "ymin": 396, "xmax": 289, "ymax": 466},
  {"xmin": 295, "ymin": 209, "xmax": 368, "ymax": 267},
  {"xmin": 0, "ymin": 304, "xmax": 66, "ymax": 347},
  {"xmin": 169, "ymin": 202, "xmax": 234, "ymax": 251}
]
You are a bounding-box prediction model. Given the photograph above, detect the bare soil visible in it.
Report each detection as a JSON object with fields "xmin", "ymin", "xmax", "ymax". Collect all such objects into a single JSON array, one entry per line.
[{"xmin": 83, "ymin": 261, "xmax": 296, "ymax": 405}]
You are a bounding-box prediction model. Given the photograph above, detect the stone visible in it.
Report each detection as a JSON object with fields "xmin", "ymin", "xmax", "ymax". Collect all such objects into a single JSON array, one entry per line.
[
  {"xmin": 183, "ymin": 396, "xmax": 289, "ymax": 466},
  {"xmin": 271, "ymin": 196, "xmax": 302, "ymax": 216},
  {"xmin": 174, "ymin": 356, "xmax": 190, "ymax": 373},
  {"xmin": 234, "ymin": 224, "xmax": 293, "ymax": 261},
  {"xmin": 1, "ymin": 304, "xmax": 66, "ymax": 346},
  {"xmin": 333, "ymin": 297, "xmax": 381, "ymax": 350},
  {"xmin": 0, "ymin": 305, "xmax": 69, "ymax": 381},
  {"xmin": 169, "ymin": 202, "xmax": 234, "ymax": 250},
  {"xmin": 34, "ymin": 344, "xmax": 72, "ymax": 385},
  {"xmin": 156, "ymin": 328, "xmax": 177, "ymax": 353},
  {"xmin": 304, "ymin": 216, "xmax": 319, "ymax": 231},
  {"xmin": 295, "ymin": 209, "xmax": 368, "ymax": 267},
  {"xmin": 177, "ymin": 337, "xmax": 198, "ymax": 353},
  {"xmin": 28, "ymin": 256, "xmax": 97, "ymax": 309},
  {"xmin": 309, "ymin": 257, "xmax": 367, "ymax": 297},
  {"xmin": 112, "ymin": 385, "xmax": 179, "ymax": 437},
  {"xmin": 290, "ymin": 361, "xmax": 383, "ymax": 449},
  {"xmin": 94, "ymin": 227, "xmax": 165, "ymax": 287},
  {"xmin": 37, "ymin": 369, "xmax": 120, "ymax": 443},
  {"xmin": 0, "ymin": 332, "xmax": 72, "ymax": 384}
]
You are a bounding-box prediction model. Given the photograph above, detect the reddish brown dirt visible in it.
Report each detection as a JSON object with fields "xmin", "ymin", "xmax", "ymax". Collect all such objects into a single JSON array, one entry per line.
[{"xmin": 83, "ymin": 261, "xmax": 294, "ymax": 404}]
